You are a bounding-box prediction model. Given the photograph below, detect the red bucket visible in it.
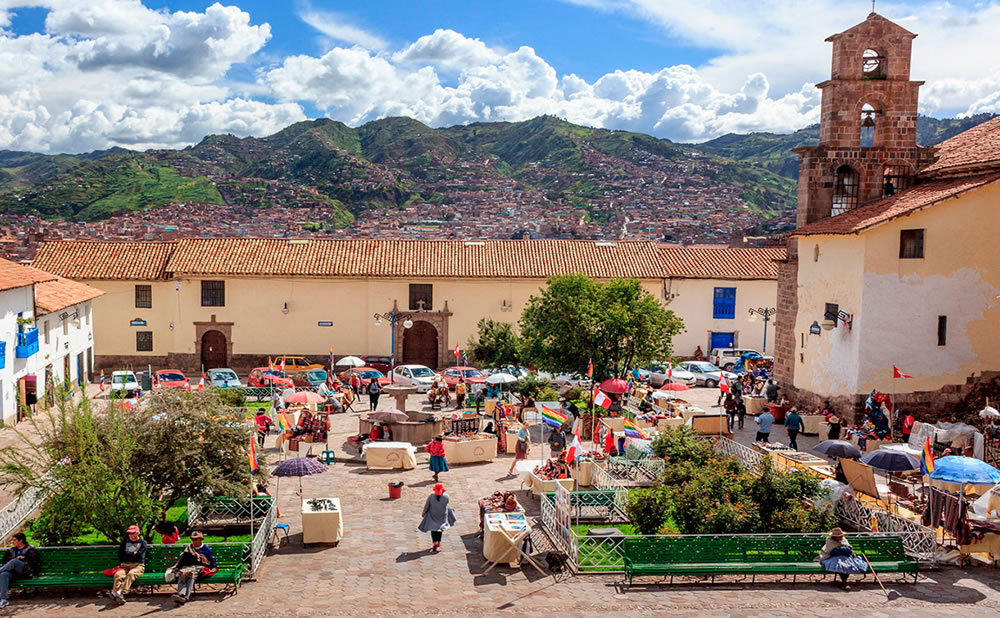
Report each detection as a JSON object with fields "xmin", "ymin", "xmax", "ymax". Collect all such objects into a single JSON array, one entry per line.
[{"xmin": 388, "ymin": 482, "xmax": 403, "ymax": 499}]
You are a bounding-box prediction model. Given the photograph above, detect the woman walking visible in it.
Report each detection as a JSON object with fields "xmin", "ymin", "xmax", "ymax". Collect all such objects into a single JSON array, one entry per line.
[
  {"xmin": 508, "ymin": 421, "xmax": 530, "ymax": 476},
  {"xmin": 368, "ymin": 378, "xmax": 382, "ymax": 412},
  {"xmin": 418, "ymin": 483, "xmax": 457, "ymax": 552},
  {"xmin": 427, "ymin": 435, "xmax": 449, "ymax": 482}
]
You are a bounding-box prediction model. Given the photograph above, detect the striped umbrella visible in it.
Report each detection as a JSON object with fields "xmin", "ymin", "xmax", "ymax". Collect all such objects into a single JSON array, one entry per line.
[{"xmin": 272, "ymin": 457, "xmax": 327, "ymax": 499}]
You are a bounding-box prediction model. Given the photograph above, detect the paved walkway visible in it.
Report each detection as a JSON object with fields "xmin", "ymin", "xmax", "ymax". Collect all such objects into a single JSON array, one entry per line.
[{"xmin": 6, "ymin": 388, "xmax": 1000, "ymax": 616}]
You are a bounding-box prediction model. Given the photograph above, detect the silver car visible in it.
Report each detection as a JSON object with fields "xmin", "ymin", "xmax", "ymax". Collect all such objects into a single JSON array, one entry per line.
[{"xmin": 676, "ymin": 361, "xmax": 732, "ymax": 388}]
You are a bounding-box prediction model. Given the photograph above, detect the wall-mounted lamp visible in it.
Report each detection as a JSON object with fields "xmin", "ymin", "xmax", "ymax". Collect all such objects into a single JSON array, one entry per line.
[
  {"xmin": 500, "ymin": 299, "xmax": 512, "ymax": 312},
  {"xmin": 175, "ymin": 281, "xmax": 182, "ymax": 291},
  {"xmin": 822, "ymin": 309, "xmax": 853, "ymax": 330},
  {"xmin": 282, "ymin": 302, "xmax": 289, "ymax": 315}
]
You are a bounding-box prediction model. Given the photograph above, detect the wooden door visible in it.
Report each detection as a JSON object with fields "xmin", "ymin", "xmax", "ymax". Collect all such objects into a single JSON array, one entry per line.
[
  {"xmin": 201, "ymin": 330, "xmax": 228, "ymax": 370},
  {"xmin": 402, "ymin": 321, "xmax": 438, "ymax": 369}
]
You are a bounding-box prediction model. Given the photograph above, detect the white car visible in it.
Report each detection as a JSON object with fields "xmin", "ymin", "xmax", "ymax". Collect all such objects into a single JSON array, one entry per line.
[
  {"xmin": 710, "ymin": 348, "xmax": 761, "ymax": 371},
  {"xmin": 676, "ymin": 361, "xmax": 734, "ymax": 388},
  {"xmin": 110, "ymin": 370, "xmax": 140, "ymax": 393},
  {"xmin": 640, "ymin": 364, "xmax": 696, "ymax": 387},
  {"xmin": 391, "ymin": 364, "xmax": 438, "ymax": 392}
]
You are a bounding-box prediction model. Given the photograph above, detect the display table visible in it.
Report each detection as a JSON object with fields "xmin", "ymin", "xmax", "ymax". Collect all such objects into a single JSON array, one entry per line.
[
  {"xmin": 504, "ymin": 431, "xmax": 520, "ymax": 454},
  {"xmin": 800, "ymin": 415, "xmax": 826, "ymax": 435},
  {"xmin": 483, "ymin": 512, "xmax": 530, "ymax": 563},
  {"xmin": 362, "ymin": 441, "xmax": 417, "ymax": 470},
  {"xmin": 443, "ymin": 437, "xmax": 497, "ymax": 464},
  {"xmin": 846, "ymin": 433, "xmax": 892, "ymax": 453},
  {"xmin": 527, "ymin": 471, "xmax": 574, "ymax": 497},
  {"xmin": 744, "ymin": 397, "xmax": 767, "ymax": 416},
  {"xmin": 571, "ymin": 459, "xmax": 606, "ymax": 487},
  {"xmin": 776, "ymin": 451, "xmax": 829, "ymax": 473},
  {"xmin": 301, "ymin": 497, "xmax": 343, "ymax": 544}
]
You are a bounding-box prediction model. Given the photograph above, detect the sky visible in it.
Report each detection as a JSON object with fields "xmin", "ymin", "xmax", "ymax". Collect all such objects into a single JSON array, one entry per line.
[{"xmin": 0, "ymin": 0, "xmax": 998, "ymax": 153}]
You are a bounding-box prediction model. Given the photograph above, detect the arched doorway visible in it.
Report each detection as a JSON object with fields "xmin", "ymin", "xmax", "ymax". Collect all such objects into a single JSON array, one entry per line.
[
  {"xmin": 201, "ymin": 330, "xmax": 228, "ymax": 370},
  {"xmin": 402, "ymin": 321, "xmax": 438, "ymax": 369}
]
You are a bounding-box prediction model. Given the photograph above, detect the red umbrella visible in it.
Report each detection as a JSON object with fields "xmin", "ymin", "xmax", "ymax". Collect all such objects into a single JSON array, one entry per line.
[
  {"xmin": 284, "ymin": 390, "xmax": 326, "ymax": 404},
  {"xmin": 658, "ymin": 383, "xmax": 690, "ymax": 392},
  {"xmin": 599, "ymin": 378, "xmax": 629, "ymax": 394}
]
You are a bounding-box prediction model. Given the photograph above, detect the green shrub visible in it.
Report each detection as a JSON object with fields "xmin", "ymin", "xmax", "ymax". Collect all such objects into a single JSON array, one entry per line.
[
  {"xmin": 650, "ymin": 427, "xmax": 715, "ymax": 464},
  {"xmin": 215, "ymin": 388, "xmax": 247, "ymax": 408},
  {"xmin": 514, "ymin": 372, "xmax": 550, "ymax": 398},
  {"xmin": 564, "ymin": 386, "xmax": 586, "ymax": 401},
  {"xmin": 536, "ymin": 387, "xmax": 561, "ymax": 401},
  {"xmin": 28, "ymin": 493, "xmax": 89, "ymax": 546},
  {"xmin": 625, "ymin": 487, "xmax": 672, "ymax": 536}
]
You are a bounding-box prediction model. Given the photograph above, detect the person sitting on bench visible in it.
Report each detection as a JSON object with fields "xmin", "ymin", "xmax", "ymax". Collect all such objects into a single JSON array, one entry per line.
[{"xmin": 0, "ymin": 533, "xmax": 39, "ymax": 609}]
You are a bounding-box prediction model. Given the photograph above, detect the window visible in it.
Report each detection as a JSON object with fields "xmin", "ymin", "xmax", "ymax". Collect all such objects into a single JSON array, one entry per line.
[
  {"xmin": 44, "ymin": 320, "xmax": 50, "ymax": 345},
  {"xmin": 937, "ymin": 316, "xmax": 947, "ymax": 346},
  {"xmin": 899, "ymin": 229, "xmax": 924, "ymax": 259},
  {"xmin": 882, "ymin": 166, "xmax": 911, "ymax": 197},
  {"xmin": 136, "ymin": 331, "xmax": 153, "ymax": 352},
  {"xmin": 832, "ymin": 165, "xmax": 859, "ymax": 216},
  {"xmin": 409, "ymin": 284, "xmax": 433, "ymax": 311},
  {"xmin": 135, "ymin": 284, "xmax": 152, "ymax": 308},
  {"xmin": 201, "ymin": 280, "xmax": 226, "ymax": 306},
  {"xmin": 712, "ymin": 287, "xmax": 736, "ymax": 319},
  {"xmin": 825, "ymin": 303, "xmax": 840, "ymax": 328},
  {"xmin": 862, "ymin": 49, "xmax": 887, "ymax": 79},
  {"xmin": 62, "ymin": 317, "xmax": 68, "ymax": 336},
  {"xmin": 860, "ymin": 104, "xmax": 876, "ymax": 148}
]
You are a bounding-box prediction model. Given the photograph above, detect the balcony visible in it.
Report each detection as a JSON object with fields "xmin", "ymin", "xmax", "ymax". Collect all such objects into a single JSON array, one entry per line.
[
  {"xmin": 15, "ymin": 328, "xmax": 38, "ymax": 359},
  {"xmin": 0, "ymin": 341, "xmax": 5, "ymax": 369}
]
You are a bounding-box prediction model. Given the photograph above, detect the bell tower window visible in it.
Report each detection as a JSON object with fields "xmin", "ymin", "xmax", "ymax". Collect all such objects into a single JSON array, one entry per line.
[
  {"xmin": 862, "ymin": 49, "xmax": 887, "ymax": 79},
  {"xmin": 832, "ymin": 165, "xmax": 859, "ymax": 216},
  {"xmin": 882, "ymin": 165, "xmax": 911, "ymax": 197},
  {"xmin": 860, "ymin": 104, "xmax": 877, "ymax": 148}
]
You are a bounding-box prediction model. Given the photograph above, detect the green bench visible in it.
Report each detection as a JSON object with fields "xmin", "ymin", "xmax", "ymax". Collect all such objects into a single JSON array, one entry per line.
[
  {"xmin": 623, "ymin": 535, "xmax": 919, "ymax": 585},
  {"xmin": 12, "ymin": 543, "xmax": 248, "ymax": 593}
]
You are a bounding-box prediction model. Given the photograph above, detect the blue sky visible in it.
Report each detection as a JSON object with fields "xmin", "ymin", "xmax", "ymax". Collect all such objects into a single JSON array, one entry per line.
[{"xmin": 0, "ymin": 1, "xmax": 997, "ymax": 152}]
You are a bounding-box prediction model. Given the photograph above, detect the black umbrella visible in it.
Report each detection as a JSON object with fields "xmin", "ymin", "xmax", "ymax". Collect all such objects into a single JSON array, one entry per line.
[
  {"xmin": 860, "ymin": 449, "xmax": 920, "ymax": 472},
  {"xmin": 813, "ymin": 440, "xmax": 862, "ymax": 459}
]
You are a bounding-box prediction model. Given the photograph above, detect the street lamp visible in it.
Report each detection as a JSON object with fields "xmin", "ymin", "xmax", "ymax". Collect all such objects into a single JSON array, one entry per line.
[
  {"xmin": 747, "ymin": 307, "xmax": 777, "ymax": 354},
  {"xmin": 374, "ymin": 308, "xmax": 413, "ymax": 382}
]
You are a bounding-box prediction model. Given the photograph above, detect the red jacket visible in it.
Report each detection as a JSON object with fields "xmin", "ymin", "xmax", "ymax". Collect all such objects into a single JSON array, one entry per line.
[{"xmin": 426, "ymin": 440, "xmax": 446, "ymax": 457}]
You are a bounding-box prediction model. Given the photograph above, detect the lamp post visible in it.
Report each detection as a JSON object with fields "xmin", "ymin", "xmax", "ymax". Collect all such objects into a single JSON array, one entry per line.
[
  {"xmin": 373, "ymin": 309, "xmax": 413, "ymax": 382},
  {"xmin": 747, "ymin": 307, "xmax": 777, "ymax": 354}
]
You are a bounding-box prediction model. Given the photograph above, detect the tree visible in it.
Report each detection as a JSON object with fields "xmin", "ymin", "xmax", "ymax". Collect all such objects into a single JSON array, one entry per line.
[
  {"xmin": 466, "ymin": 318, "xmax": 522, "ymax": 367},
  {"xmin": 519, "ymin": 274, "xmax": 684, "ymax": 380}
]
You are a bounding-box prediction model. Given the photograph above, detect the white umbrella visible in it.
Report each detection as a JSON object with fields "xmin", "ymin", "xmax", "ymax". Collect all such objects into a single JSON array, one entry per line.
[
  {"xmin": 335, "ymin": 355, "xmax": 365, "ymax": 368},
  {"xmin": 485, "ymin": 372, "xmax": 517, "ymax": 385},
  {"xmin": 979, "ymin": 405, "xmax": 999, "ymax": 418}
]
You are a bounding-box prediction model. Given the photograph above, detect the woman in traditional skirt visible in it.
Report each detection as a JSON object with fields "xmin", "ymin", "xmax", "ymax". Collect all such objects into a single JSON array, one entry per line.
[
  {"xmin": 815, "ymin": 527, "xmax": 868, "ymax": 590},
  {"xmin": 426, "ymin": 435, "xmax": 449, "ymax": 482},
  {"xmin": 507, "ymin": 421, "xmax": 531, "ymax": 476}
]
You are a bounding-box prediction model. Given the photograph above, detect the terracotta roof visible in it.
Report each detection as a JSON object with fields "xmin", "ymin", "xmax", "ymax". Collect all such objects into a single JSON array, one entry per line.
[
  {"xmin": 164, "ymin": 238, "xmax": 667, "ymax": 279},
  {"xmin": 793, "ymin": 173, "xmax": 1000, "ymax": 236},
  {"xmin": 35, "ymin": 276, "xmax": 104, "ymax": 315},
  {"xmin": 921, "ymin": 116, "xmax": 1000, "ymax": 177},
  {"xmin": 659, "ymin": 247, "xmax": 785, "ymax": 280},
  {"xmin": 0, "ymin": 258, "xmax": 56, "ymax": 292},
  {"xmin": 32, "ymin": 241, "xmax": 175, "ymax": 280}
]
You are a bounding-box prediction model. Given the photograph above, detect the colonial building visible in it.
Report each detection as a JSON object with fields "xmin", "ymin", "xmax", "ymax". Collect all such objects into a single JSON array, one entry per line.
[
  {"xmin": 0, "ymin": 258, "xmax": 101, "ymax": 425},
  {"xmin": 774, "ymin": 12, "xmax": 1000, "ymax": 417},
  {"xmin": 31, "ymin": 238, "xmax": 783, "ymax": 374}
]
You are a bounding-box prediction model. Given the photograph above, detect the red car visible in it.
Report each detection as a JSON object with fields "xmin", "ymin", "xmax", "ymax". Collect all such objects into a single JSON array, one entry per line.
[
  {"xmin": 154, "ymin": 369, "xmax": 189, "ymax": 390},
  {"xmin": 339, "ymin": 367, "xmax": 391, "ymax": 388},
  {"xmin": 441, "ymin": 366, "xmax": 487, "ymax": 389},
  {"xmin": 361, "ymin": 356, "xmax": 393, "ymax": 375},
  {"xmin": 247, "ymin": 367, "xmax": 294, "ymax": 388}
]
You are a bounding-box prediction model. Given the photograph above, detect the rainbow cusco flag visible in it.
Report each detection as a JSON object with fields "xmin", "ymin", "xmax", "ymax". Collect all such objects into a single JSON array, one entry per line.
[
  {"xmin": 623, "ymin": 418, "xmax": 649, "ymax": 440},
  {"xmin": 541, "ymin": 405, "xmax": 569, "ymax": 429}
]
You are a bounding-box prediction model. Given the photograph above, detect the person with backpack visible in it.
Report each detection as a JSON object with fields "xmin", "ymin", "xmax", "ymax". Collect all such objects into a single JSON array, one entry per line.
[{"xmin": 368, "ymin": 378, "xmax": 382, "ymax": 411}]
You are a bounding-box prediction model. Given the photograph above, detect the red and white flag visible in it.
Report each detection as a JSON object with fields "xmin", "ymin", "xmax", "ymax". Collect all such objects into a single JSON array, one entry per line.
[
  {"xmin": 566, "ymin": 431, "xmax": 583, "ymax": 464},
  {"xmin": 667, "ymin": 362, "xmax": 673, "ymax": 379},
  {"xmin": 454, "ymin": 344, "xmax": 460, "ymax": 359},
  {"xmin": 198, "ymin": 373, "xmax": 205, "ymax": 392},
  {"xmin": 719, "ymin": 373, "xmax": 730, "ymax": 394},
  {"xmin": 593, "ymin": 386, "xmax": 612, "ymax": 409},
  {"xmin": 893, "ymin": 366, "xmax": 912, "ymax": 379}
]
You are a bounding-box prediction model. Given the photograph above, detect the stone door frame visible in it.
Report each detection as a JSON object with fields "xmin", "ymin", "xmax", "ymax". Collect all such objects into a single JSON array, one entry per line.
[
  {"xmin": 391, "ymin": 300, "xmax": 452, "ymax": 369},
  {"xmin": 193, "ymin": 315, "xmax": 234, "ymax": 370}
]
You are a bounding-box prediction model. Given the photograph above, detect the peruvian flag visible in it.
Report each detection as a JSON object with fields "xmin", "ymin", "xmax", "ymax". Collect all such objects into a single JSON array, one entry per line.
[
  {"xmin": 454, "ymin": 344, "xmax": 460, "ymax": 359},
  {"xmin": 893, "ymin": 366, "xmax": 912, "ymax": 379},
  {"xmin": 719, "ymin": 373, "xmax": 730, "ymax": 394},
  {"xmin": 566, "ymin": 431, "xmax": 583, "ymax": 464},
  {"xmin": 198, "ymin": 373, "xmax": 205, "ymax": 392},
  {"xmin": 593, "ymin": 386, "xmax": 612, "ymax": 409},
  {"xmin": 667, "ymin": 362, "xmax": 673, "ymax": 379}
]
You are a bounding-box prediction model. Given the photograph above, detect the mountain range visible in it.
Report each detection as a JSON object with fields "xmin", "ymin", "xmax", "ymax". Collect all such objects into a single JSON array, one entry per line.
[{"xmin": 0, "ymin": 113, "xmax": 995, "ymax": 238}]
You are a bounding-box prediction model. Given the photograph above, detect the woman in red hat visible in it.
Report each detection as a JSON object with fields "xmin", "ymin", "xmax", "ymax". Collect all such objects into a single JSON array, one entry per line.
[
  {"xmin": 418, "ymin": 483, "xmax": 457, "ymax": 552},
  {"xmin": 110, "ymin": 525, "xmax": 147, "ymax": 605}
]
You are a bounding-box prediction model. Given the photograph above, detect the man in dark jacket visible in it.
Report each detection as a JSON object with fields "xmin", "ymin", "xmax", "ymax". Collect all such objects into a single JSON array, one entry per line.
[
  {"xmin": 171, "ymin": 531, "xmax": 216, "ymax": 605},
  {"xmin": 0, "ymin": 533, "xmax": 39, "ymax": 608},
  {"xmin": 111, "ymin": 525, "xmax": 148, "ymax": 605}
]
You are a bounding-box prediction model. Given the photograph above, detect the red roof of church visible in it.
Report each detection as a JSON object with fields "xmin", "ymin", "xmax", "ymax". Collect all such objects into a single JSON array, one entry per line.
[{"xmin": 920, "ymin": 116, "xmax": 1000, "ymax": 177}]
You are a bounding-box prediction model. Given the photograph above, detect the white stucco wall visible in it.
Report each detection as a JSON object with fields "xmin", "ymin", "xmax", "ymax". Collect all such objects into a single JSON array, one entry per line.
[
  {"xmin": 665, "ymin": 278, "xmax": 780, "ymax": 357},
  {"xmin": 0, "ymin": 285, "xmax": 37, "ymax": 425},
  {"xmin": 36, "ymin": 300, "xmax": 95, "ymax": 394}
]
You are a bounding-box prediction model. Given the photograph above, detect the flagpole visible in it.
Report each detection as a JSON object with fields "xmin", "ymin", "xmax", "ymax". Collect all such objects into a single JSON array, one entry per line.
[{"xmin": 249, "ymin": 436, "xmax": 255, "ymax": 547}]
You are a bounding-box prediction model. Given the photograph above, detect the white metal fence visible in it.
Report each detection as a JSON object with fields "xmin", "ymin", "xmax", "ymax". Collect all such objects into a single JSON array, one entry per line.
[{"xmin": 0, "ymin": 476, "xmax": 51, "ymax": 541}]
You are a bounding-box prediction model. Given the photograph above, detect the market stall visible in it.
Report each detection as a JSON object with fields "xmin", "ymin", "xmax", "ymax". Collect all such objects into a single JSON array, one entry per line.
[
  {"xmin": 527, "ymin": 459, "xmax": 575, "ymax": 497},
  {"xmin": 570, "ymin": 452, "xmax": 606, "ymax": 487},
  {"xmin": 442, "ymin": 434, "xmax": 498, "ymax": 464},
  {"xmin": 483, "ymin": 511, "xmax": 531, "ymax": 564},
  {"xmin": 800, "ymin": 414, "xmax": 827, "ymax": 436},
  {"xmin": 744, "ymin": 396, "xmax": 767, "ymax": 416},
  {"xmin": 301, "ymin": 497, "xmax": 343, "ymax": 545},
  {"xmin": 362, "ymin": 441, "xmax": 417, "ymax": 470}
]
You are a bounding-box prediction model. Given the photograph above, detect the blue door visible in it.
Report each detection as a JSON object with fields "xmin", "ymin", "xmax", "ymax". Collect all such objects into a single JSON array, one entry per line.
[{"xmin": 710, "ymin": 332, "xmax": 735, "ymax": 350}]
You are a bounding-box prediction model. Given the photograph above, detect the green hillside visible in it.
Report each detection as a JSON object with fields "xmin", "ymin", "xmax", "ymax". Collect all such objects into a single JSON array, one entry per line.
[{"xmin": 2, "ymin": 155, "xmax": 223, "ymax": 220}]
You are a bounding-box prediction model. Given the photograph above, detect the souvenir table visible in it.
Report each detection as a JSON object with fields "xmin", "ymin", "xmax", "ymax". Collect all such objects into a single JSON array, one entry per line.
[
  {"xmin": 478, "ymin": 491, "xmax": 524, "ymax": 530},
  {"xmin": 570, "ymin": 455, "xmax": 607, "ymax": 487},
  {"xmin": 482, "ymin": 511, "xmax": 531, "ymax": 563},
  {"xmin": 361, "ymin": 441, "xmax": 417, "ymax": 470},
  {"xmin": 743, "ymin": 396, "xmax": 767, "ymax": 416},
  {"xmin": 845, "ymin": 430, "xmax": 892, "ymax": 453},
  {"xmin": 442, "ymin": 435, "xmax": 498, "ymax": 464},
  {"xmin": 527, "ymin": 471, "xmax": 575, "ymax": 497},
  {"xmin": 301, "ymin": 497, "xmax": 343, "ymax": 544},
  {"xmin": 800, "ymin": 414, "xmax": 826, "ymax": 435},
  {"xmin": 775, "ymin": 450, "xmax": 829, "ymax": 474}
]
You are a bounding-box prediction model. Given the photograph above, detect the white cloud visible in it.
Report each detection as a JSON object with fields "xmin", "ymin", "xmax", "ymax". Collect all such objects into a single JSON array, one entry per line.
[
  {"xmin": 392, "ymin": 29, "xmax": 500, "ymax": 71},
  {"xmin": 296, "ymin": 0, "xmax": 386, "ymax": 51}
]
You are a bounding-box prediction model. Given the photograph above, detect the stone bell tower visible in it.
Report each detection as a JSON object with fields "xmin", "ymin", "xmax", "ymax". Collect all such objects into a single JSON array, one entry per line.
[{"xmin": 774, "ymin": 12, "xmax": 935, "ymax": 394}]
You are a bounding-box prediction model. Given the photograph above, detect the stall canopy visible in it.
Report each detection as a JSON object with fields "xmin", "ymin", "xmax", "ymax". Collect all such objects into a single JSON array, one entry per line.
[
  {"xmin": 598, "ymin": 378, "xmax": 629, "ymax": 394},
  {"xmin": 929, "ymin": 456, "xmax": 1000, "ymax": 485}
]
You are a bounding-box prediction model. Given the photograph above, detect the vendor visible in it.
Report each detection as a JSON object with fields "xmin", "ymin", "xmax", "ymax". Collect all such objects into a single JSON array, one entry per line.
[
  {"xmin": 638, "ymin": 392, "xmax": 653, "ymax": 413},
  {"xmin": 369, "ymin": 422, "xmax": 384, "ymax": 442},
  {"xmin": 548, "ymin": 423, "xmax": 567, "ymax": 458}
]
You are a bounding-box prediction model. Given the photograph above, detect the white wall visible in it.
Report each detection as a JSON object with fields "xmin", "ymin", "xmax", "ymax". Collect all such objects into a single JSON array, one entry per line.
[
  {"xmin": 664, "ymin": 278, "xmax": 780, "ymax": 357},
  {"xmin": 0, "ymin": 285, "xmax": 37, "ymax": 425},
  {"xmin": 36, "ymin": 300, "xmax": 95, "ymax": 396}
]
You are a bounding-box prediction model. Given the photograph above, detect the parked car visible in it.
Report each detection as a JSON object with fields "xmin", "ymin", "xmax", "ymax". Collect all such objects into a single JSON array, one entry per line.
[
  {"xmin": 247, "ymin": 367, "xmax": 293, "ymax": 389},
  {"xmin": 710, "ymin": 348, "xmax": 762, "ymax": 371},
  {"xmin": 361, "ymin": 355, "xmax": 393, "ymax": 375},
  {"xmin": 441, "ymin": 366, "xmax": 487, "ymax": 389},
  {"xmin": 208, "ymin": 368, "xmax": 242, "ymax": 388},
  {"xmin": 391, "ymin": 364, "xmax": 438, "ymax": 392},
  {"xmin": 339, "ymin": 367, "xmax": 391, "ymax": 389},
  {"xmin": 676, "ymin": 361, "xmax": 733, "ymax": 388},
  {"xmin": 273, "ymin": 356, "xmax": 325, "ymax": 372},
  {"xmin": 640, "ymin": 364, "xmax": 696, "ymax": 387},
  {"xmin": 110, "ymin": 370, "xmax": 140, "ymax": 394},
  {"xmin": 288, "ymin": 369, "xmax": 328, "ymax": 387},
  {"xmin": 154, "ymin": 369, "xmax": 189, "ymax": 390},
  {"xmin": 485, "ymin": 366, "xmax": 529, "ymax": 379}
]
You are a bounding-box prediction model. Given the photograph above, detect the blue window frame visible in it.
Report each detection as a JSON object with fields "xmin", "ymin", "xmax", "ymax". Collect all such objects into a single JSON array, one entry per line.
[
  {"xmin": 713, "ymin": 287, "xmax": 736, "ymax": 319},
  {"xmin": 710, "ymin": 332, "xmax": 735, "ymax": 350},
  {"xmin": 15, "ymin": 328, "xmax": 38, "ymax": 358},
  {"xmin": 0, "ymin": 341, "xmax": 5, "ymax": 369}
]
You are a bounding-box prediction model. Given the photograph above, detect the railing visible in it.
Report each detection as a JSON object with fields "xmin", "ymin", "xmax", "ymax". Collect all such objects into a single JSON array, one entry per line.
[
  {"xmin": 591, "ymin": 462, "xmax": 629, "ymax": 514},
  {"xmin": 0, "ymin": 475, "xmax": 52, "ymax": 541},
  {"xmin": 15, "ymin": 328, "xmax": 38, "ymax": 358},
  {"xmin": 248, "ymin": 498, "xmax": 277, "ymax": 576},
  {"xmin": 188, "ymin": 496, "xmax": 274, "ymax": 528},
  {"xmin": 712, "ymin": 435, "xmax": 765, "ymax": 474}
]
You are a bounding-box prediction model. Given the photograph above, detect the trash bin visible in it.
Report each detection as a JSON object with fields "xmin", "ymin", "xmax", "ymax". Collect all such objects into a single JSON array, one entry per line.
[{"xmin": 388, "ymin": 481, "xmax": 404, "ymax": 499}]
